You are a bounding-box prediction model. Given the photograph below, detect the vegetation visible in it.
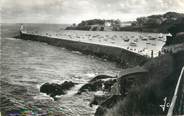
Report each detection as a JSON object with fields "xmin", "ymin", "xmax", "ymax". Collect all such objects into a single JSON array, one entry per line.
[
  {"xmin": 105, "ymin": 51, "xmax": 184, "ymax": 116},
  {"xmin": 120, "ymin": 12, "xmax": 184, "ymax": 33},
  {"xmin": 66, "ymin": 12, "xmax": 184, "ymax": 33},
  {"xmin": 65, "ymin": 19, "xmax": 121, "ymax": 31}
]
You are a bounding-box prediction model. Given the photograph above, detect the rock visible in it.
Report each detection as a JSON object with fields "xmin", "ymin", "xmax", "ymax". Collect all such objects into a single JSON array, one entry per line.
[
  {"xmin": 89, "ymin": 75, "xmax": 116, "ymax": 83},
  {"xmin": 61, "ymin": 81, "xmax": 75, "ymax": 90},
  {"xmin": 77, "ymin": 75, "xmax": 117, "ymax": 94},
  {"xmin": 40, "ymin": 81, "xmax": 76, "ymax": 99},
  {"xmin": 118, "ymin": 66, "xmax": 148, "ymax": 95},
  {"xmin": 40, "ymin": 83, "xmax": 65, "ymax": 98},
  {"xmin": 103, "ymin": 79, "xmax": 117, "ymax": 92},
  {"xmin": 77, "ymin": 80, "xmax": 103, "ymax": 94},
  {"xmin": 95, "ymin": 95, "xmax": 124, "ymax": 116},
  {"xmin": 110, "ymin": 82, "xmax": 121, "ymax": 95},
  {"xmin": 89, "ymin": 94, "xmax": 111, "ymax": 107}
]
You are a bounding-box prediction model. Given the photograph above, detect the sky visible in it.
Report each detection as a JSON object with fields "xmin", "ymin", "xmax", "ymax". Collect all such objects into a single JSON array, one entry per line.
[{"xmin": 1, "ymin": 0, "xmax": 184, "ymax": 24}]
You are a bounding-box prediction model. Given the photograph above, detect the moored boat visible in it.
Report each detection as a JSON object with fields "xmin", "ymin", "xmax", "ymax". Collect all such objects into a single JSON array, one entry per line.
[
  {"xmin": 124, "ymin": 38, "xmax": 130, "ymax": 42},
  {"xmin": 129, "ymin": 42, "xmax": 137, "ymax": 46},
  {"xmin": 141, "ymin": 38, "xmax": 148, "ymax": 41}
]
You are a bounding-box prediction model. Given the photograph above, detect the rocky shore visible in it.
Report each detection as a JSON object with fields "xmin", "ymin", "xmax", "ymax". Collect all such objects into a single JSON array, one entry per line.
[{"xmin": 40, "ymin": 50, "xmax": 183, "ymax": 115}]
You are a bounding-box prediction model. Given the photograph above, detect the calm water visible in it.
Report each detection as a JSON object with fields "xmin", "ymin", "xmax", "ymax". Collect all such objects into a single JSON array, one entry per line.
[{"xmin": 0, "ymin": 35, "xmax": 122, "ymax": 115}]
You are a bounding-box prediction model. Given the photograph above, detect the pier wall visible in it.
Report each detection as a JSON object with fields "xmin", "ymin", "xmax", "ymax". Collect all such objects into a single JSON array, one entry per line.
[{"xmin": 20, "ymin": 33, "xmax": 148, "ymax": 66}]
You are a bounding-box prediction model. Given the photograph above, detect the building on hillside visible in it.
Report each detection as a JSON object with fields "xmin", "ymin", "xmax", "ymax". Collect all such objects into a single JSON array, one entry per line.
[
  {"xmin": 89, "ymin": 24, "xmax": 104, "ymax": 31},
  {"xmin": 120, "ymin": 22, "xmax": 132, "ymax": 27},
  {"xmin": 104, "ymin": 21, "xmax": 112, "ymax": 27},
  {"xmin": 103, "ymin": 20, "xmax": 113, "ymax": 31}
]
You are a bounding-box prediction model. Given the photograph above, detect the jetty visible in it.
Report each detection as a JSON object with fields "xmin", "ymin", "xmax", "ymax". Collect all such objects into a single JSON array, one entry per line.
[{"xmin": 18, "ymin": 31, "xmax": 152, "ymax": 67}]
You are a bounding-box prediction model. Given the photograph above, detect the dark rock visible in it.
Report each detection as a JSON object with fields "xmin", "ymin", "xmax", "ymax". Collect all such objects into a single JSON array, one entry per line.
[
  {"xmin": 77, "ymin": 75, "xmax": 117, "ymax": 94},
  {"xmin": 95, "ymin": 95, "xmax": 124, "ymax": 116},
  {"xmin": 40, "ymin": 81, "xmax": 76, "ymax": 99},
  {"xmin": 103, "ymin": 79, "xmax": 117, "ymax": 92},
  {"xmin": 61, "ymin": 81, "xmax": 75, "ymax": 90},
  {"xmin": 40, "ymin": 83, "xmax": 65, "ymax": 97},
  {"xmin": 77, "ymin": 80, "xmax": 103, "ymax": 94},
  {"xmin": 89, "ymin": 94, "xmax": 111, "ymax": 107},
  {"xmin": 89, "ymin": 75, "xmax": 116, "ymax": 83},
  {"xmin": 101, "ymin": 95, "xmax": 123, "ymax": 108},
  {"xmin": 95, "ymin": 107, "xmax": 107, "ymax": 116}
]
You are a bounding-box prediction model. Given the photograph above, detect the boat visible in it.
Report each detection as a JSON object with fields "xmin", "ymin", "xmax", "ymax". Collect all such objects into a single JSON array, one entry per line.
[
  {"xmin": 149, "ymin": 37, "xmax": 157, "ymax": 40},
  {"xmin": 124, "ymin": 38, "xmax": 130, "ymax": 42},
  {"xmin": 129, "ymin": 42, "xmax": 137, "ymax": 46},
  {"xmin": 141, "ymin": 38, "xmax": 148, "ymax": 41}
]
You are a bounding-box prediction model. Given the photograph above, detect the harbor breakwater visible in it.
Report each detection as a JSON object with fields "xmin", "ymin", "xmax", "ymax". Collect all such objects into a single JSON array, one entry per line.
[{"xmin": 19, "ymin": 33, "xmax": 148, "ymax": 67}]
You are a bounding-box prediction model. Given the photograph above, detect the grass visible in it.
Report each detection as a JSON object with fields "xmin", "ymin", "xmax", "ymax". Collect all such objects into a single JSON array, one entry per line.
[{"xmin": 105, "ymin": 51, "xmax": 184, "ymax": 116}]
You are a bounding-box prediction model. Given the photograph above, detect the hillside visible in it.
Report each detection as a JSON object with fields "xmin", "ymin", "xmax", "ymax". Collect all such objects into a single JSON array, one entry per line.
[
  {"xmin": 120, "ymin": 12, "xmax": 184, "ymax": 33},
  {"xmin": 65, "ymin": 12, "xmax": 184, "ymax": 33},
  {"xmin": 65, "ymin": 19, "xmax": 121, "ymax": 31}
]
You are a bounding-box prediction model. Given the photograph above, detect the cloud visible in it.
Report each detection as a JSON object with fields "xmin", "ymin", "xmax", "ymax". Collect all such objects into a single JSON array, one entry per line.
[
  {"xmin": 1, "ymin": 0, "xmax": 184, "ymax": 23},
  {"xmin": 92, "ymin": 0, "xmax": 184, "ymax": 14}
]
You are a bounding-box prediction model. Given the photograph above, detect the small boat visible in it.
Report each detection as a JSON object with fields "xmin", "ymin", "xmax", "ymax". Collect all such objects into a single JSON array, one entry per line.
[
  {"xmin": 149, "ymin": 37, "xmax": 157, "ymax": 40},
  {"xmin": 124, "ymin": 38, "xmax": 130, "ymax": 42},
  {"xmin": 129, "ymin": 42, "xmax": 137, "ymax": 46},
  {"xmin": 141, "ymin": 38, "xmax": 148, "ymax": 41}
]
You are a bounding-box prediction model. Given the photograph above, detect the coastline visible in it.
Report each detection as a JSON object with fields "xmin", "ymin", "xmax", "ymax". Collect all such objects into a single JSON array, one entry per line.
[{"xmin": 2, "ymin": 22, "xmax": 184, "ymax": 116}]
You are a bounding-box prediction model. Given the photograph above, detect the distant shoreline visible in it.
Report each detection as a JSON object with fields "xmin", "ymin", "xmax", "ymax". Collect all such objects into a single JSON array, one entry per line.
[{"xmin": 65, "ymin": 12, "xmax": 184, "ymax": 34}]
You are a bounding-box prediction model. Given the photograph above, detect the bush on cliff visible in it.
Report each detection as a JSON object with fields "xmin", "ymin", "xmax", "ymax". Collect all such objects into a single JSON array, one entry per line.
[{"xmin": 104, "ymin": 51, "xmax": 184, "ymax": 116}]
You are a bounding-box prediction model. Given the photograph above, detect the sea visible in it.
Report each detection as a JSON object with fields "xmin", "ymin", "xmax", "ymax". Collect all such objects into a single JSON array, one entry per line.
[{"xmin": 0, "ymin": 23, "xmax": 166, "ymax": 116}]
